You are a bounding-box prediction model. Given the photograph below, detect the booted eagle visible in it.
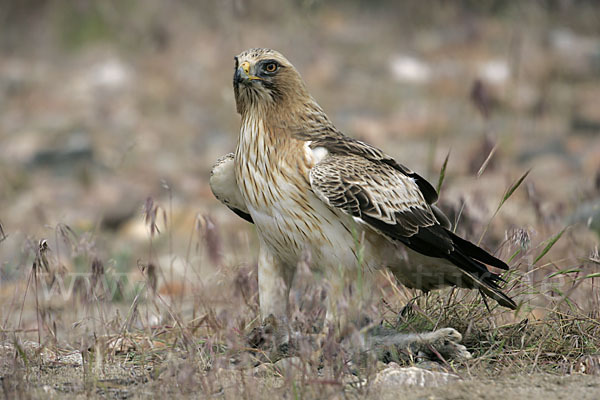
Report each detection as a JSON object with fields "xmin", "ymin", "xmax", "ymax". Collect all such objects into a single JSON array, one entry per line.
[{"xmin": 210, "ymin": 48, "xmax": 516, "ymax": 322}]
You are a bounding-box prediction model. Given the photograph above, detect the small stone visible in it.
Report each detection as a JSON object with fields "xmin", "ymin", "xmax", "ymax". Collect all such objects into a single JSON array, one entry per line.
[{"xmin": 372, "ymin": 365, "xmax": 460, "ymax": 389}]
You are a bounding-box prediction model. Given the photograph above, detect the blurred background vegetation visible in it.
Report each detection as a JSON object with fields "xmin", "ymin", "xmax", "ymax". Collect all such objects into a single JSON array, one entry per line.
[
  {"xmin": 0, "ymin": 0, "xmax": 599, "ymax": 348},
  {"xmin": 1, "ymin": 1, "xmax": 600, "ymax": 397}
]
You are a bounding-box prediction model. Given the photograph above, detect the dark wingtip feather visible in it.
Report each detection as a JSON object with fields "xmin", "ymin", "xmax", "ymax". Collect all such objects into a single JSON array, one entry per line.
[
  {"xmin": 448, "ymin": 250, "xmax": 517, "ymax": 310},
  {"xmin": 479, "ymin": 276, "xmax": 517, "ymax": 310},
  {"xmin": 229, "ymin": 207, "xmax": 254, "ymax": 224},
  {"xmin": 443, "ymin": 228, "xmax": 516, "ymax": 309},
  {"xmin": 480, "ymin": 280, "xmax": 517, "ymax": 310},
  {"xmin": 448, "ymin": 247, "xmax": 516, "ymax": 310},
  {"xmin": 447, "ymin": 229, "xmax": 509, "ymax": 270}
]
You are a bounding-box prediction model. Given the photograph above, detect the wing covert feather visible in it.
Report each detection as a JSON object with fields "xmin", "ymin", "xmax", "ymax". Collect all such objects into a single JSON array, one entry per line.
[
  {"xmin": 297, "ymin": 132, "xmax": 439, "ymax": 204},
  {"xmin": 309, "ymin": 154, "xmax": 437, "ymax": 238}
]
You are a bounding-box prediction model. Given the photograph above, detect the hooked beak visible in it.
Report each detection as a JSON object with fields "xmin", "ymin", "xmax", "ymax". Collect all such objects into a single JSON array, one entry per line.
[{"xmin": 235, "ymin": 61, "xmax": 263, "ymax": 84}]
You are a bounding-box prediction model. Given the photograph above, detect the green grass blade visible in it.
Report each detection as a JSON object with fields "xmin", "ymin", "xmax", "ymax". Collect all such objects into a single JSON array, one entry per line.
[
  {"xmin": 478, "ymin": 169, "xmax": 531, "ymax": 245},
  {"xmin": 534, "ymin": 227, "xmax": 567, "ymax": 265},
  {"xmin": 507, "ymin": 248, "xmax": 521, "ymax": 263},
  {"xmin": 436, "ymin": 150, "xmax": 450, "ymax": 194},
  {"xmin": 577, "ymin": 272, "xmax": 600, "ymax": 280},
  {"xmin": 496, "ymin": 169, "xmax": 531, "ymax": 213},
  {"xmin": 477, "ymin": 143, "xmax": 498, "ymax": 178},
  {"xmin": 547, "ymin": 268, "xmax": 581, "ymax": 278},
  {"xmin": 14, "ymin": 341, "xmax": 29, "ymax": 368},
  {"xmin": 550, "ymin": 287, "xmax": 577, "ymax": 311}
]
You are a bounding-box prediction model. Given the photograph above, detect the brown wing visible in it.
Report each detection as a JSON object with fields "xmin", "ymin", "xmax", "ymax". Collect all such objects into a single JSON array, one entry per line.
[
  {"xmin": 309, "ymin": 153, "xmax": 439, "ymax": 238},
  {"xmin": 309, "ymin": 153, "xmax": 516, "ymax": 310},
  {"xmin": 292, "ymin": 121, "xmax": 439, "ymax": 204}
]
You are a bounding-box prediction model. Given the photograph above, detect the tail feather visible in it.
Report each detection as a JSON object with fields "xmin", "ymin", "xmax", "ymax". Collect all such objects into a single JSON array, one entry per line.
[
  {"xmin": 448, "ymin": 246, "xmax": 517, "ymax": 310},
  {"xmin": 462, "ymin": 269, "xmax": 517, "ymax": 310},
  {"xmin": 447, "ymin": 229, "xmax": 509, "ymax": 270},
  {"xmin": 383, "ymin": 221, "xmax": 517, "ymax": 310}
]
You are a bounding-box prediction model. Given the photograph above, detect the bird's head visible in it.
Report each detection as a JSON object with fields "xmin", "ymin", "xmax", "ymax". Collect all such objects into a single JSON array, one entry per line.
[{"xmin": 233, "ymin": 48, "xmax": 310, "ymax": 115}]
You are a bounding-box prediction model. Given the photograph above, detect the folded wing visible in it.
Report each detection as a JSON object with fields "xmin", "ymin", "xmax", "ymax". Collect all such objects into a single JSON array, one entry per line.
[
  {"xmin": 309, "ymin": 153, "xmax": 516, "ymax": 309},
  {"xmin": 210, "ymin": 153, "xmax": 253, "ymax": 224}
]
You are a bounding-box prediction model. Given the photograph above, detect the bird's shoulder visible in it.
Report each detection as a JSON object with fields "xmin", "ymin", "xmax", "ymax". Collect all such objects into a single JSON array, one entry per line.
[
  {"xmin": 300, "ymin": 133, "xmax": 439, "ymax": 205},
  {"xmin": 308, "ymin": 151, "xmax": 438, "ymax": 237}
]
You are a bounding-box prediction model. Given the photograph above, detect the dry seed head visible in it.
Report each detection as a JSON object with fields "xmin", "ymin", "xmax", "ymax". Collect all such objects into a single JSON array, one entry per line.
[
  {"xmin": 511, "ymin": 228, "xmax": 532, "ymax": 250},
  {"xmin": 590, "ymin": 246, "xmax": 600, "ymax": 264},
  {"xmin": 91, "ymin": 257, "xmax": 105, "ymax": 292},
  {"xmin": 0, "ymin": 219, "xmax": 6, "ymax": 243},
  {"xmin": 33, "ymin": 238, "xmax": 51, "ymax": 272},
  {"xmin": 204, "ymin": 216, "xmax": 222, "ymax": 265},
  {"xmin": 56, "ymin": 223, "xmax": 78, "ymax": 252},
  {"xmin": 196, "ymin": 214, "xmax": 222, "ymax": 264},
  {"xmin": 143, "ymin": 197, "xmax": 162, "ymax": 237},
  {"xmin": 470, "ymin": 79, "xmax": 492, "ymax": 119},
  {"xmin": 145, "ymin": 262, "xmax": 158, "ymax": 293},
  {"xmin": 39, "ymin": 239, "xmax": 49, "ymax": 252}
]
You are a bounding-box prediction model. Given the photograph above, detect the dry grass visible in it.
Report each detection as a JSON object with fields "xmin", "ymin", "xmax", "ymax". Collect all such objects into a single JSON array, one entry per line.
[
  {"xmin": 1, "ymin": 173, "xmax": 598, "ymax": 398},
  {"xmin": 1, "ymin": 1, "xmax": 600, "ymax": 398}
]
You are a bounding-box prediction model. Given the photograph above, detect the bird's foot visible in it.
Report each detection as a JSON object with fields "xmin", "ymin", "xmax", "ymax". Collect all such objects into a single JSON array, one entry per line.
[
  {"xmin": 412, "ymin": 328, "xmax": 472, "ymax": 362},
  {"xmin": 246, "ymin": 314, "xmax": 298, "ymax": 363},
  {"xmin": 363, "ymin": 325, "xmax": 472, "ymax": 364}
]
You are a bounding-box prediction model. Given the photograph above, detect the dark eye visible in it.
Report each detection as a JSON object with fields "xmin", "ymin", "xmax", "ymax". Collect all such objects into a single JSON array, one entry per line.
[{"xmin": 265, "ymin": 62, "xmax": 278, "ymax": 73}]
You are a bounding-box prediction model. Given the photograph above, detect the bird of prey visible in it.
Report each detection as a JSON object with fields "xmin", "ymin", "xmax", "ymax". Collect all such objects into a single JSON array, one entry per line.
[{"xmin": 210, "ymin": 48, "xmax": 516, "ymax": 325}]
